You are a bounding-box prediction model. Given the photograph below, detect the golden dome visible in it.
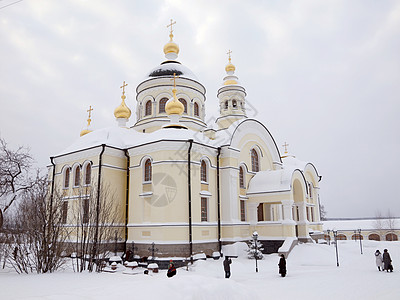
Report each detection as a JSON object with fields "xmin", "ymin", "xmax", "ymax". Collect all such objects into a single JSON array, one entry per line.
[
  {"xmin": 224, "ymin": 79, "xmax": 238, "ymax": 85},
  {"xmin": 114, "ymin": 95, "xmax": 131, "ymax": 119},
  {"xmin": 163, "ymin": 33, "xmax": 180, "ymax": 55},
  {"xmin": 225, "ymin": 63, "xmax": 235, "ymax": 73},
  {"xmin": 80, "ymin": 129, "xmax": 92, "ymax": 137},
  {"xmin": 165, "ymin": 88, "xmax": 184, "ymax": 115}
]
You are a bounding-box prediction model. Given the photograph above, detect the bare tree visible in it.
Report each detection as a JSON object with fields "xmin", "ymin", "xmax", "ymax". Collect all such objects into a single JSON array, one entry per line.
[
  {"xmin": 0, "ymin": 138, "xmax": 35, "ymax": 214},
  {"xmin": 319, "ymin": 203, "xmax": 327, "ymax": 221},
  {"xmin": 3, "ymin": 176, "xmax": 71, "ymax": 274},
  {"xmin": 374, "ymin": 210, "xmax": 385, "ymax": 240},
  {"xmin": 71, "ymin": 183, "xmax": 122, "ymax": 272},
  {"xmin": 385, "ymin": 209, "xmax": 397, "ymax": 241}
]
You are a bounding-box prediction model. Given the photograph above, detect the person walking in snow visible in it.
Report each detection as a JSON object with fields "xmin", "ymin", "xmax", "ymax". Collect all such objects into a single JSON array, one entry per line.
[
  {"xmin": 278, "ymin": 254, "xmax": 287, "ymax": 277},
  {"xmin": 223, "ymin": 256, "xmax": 232, "ymax": 278},
  {"xmin": 167, "ymin": 260, "xmax": 176, "ymax": 277},
  {"xmin": 375, "ymin": 250, "xmax": 384, "ymax": 271},
  {"xmin": 383, "ymin": 249, "xmax": 393, "ymax": 272}
]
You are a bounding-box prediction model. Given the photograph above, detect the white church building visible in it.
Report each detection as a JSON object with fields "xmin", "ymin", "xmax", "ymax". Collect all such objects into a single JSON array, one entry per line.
[{"xmin": 49, "ymin": 24, "xmax": 323, "ymax": 258}]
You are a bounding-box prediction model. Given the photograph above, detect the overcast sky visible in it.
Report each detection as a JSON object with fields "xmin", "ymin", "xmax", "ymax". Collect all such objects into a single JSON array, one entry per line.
[{"xmin": 1, "ymin": 0, "xmax": 399, "ymax": 219}]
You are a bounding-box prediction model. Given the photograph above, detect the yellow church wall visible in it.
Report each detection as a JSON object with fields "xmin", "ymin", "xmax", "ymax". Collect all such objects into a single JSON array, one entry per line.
[
  {"xmin": 128, "ymin": 225, "xmax": 193, "ymax": 243},
  {"xmin": 247, "ymin": 192, "xmax": 290, "ymax": 204},
  {"xmin": 237, "ymin": 135, "xmax": 274, "ymax": 171},
  {"xmin": 217, "ymin": 116, "xmax": 243, "ymax": 130}
]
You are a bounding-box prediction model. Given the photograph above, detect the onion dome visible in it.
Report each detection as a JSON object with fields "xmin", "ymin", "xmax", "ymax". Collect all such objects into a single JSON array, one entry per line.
[
  {"xmin": 225, "ymin": 62, "xmax": 236, "ymax": 73},
  {"xmin": 163, "ymin": 33, "xmax": 180, "ymax": 60},
  {"xmin": 80, "ymin": 129, "xmax": 92, "ymax": 137},
  {"xmin": 223, "ymin": 50, "xmax": 238, "ymax": 85},
  {"xmin": 114, "ymin": 95, "xmax": 131, "ymax": 119},
  {"xmin": 165, "ymin": 87, "xmax": 184, "ymax": 115}
]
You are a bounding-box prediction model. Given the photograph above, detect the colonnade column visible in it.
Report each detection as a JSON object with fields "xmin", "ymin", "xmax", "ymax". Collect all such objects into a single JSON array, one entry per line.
[{"xmin": 281, "ymin": 200, "xmax": 296, "ymax": 237}]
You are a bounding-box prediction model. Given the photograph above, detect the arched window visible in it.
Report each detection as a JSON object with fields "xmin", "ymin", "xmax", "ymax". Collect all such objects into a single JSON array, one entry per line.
[
  {"xmin": 232, "ymin": 99, "xmax": 237, "ymax": 109},
  {"xmin": 84, "ymin": 163, "xmax": 91, "ymax": 185},
  {"xmin": 251, "ymin": 149, "xmax": 259, "ymax": 172},
  {"xmin": 239, "ymin": 166, "xmax": 245, "ymax": 188},
  {"xmin": 224, "ymin": 101, "xmax": 228, "ymax": 109},
  {"xmin": 159, "ymin": 98, "xmax": 168, "ymax": 113},
  {"xmin": 336, "ymin": 234, "xmax": 347, "ymax": 240},
  {"xmin": 368, "ymin": 234, "xmax": 380, "ymax": 241},
  {"xmin": 144, "ymin": 159, "xmax": 152, "ymax": 182},
  {"xmin": 145, "ymin": 100, "xmax": 152, "ymax": 116},
  {"xmin": 386, "ymin": 233, "xmax": 398, "ymax": 241},
  {"xmin": 200, "ymin": 160, "xmax": 207, "ymax": 183},
  {"xmin": 64, "ymin": 168, "xmax": 70, "ymax": 188},
  {"xmin": 194, "ymin": 102, "xmax": 199, "ymax": 117},
  {"xmin": 351, "ymin": 234, "xmax": 363, "ymax": 240},
  {"xmin": 179, "ymin": 98, "xmax": 187, "ymax": 114},
  {"xmin": 74, "ymin": 166, "xmax": 80, "ymax": 187}
]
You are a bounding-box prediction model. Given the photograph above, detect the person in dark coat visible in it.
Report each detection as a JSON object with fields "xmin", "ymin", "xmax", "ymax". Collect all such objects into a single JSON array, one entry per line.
[
  {"xmin": 278, "ymin": 254, "xmax": 287, "ymax": 277},
  {"xmin": 167, "ymin": 260, "xmax": 176, "ymax": 277},
  {"xmin": 383, "ymin": 249, "xmax": 393, "ymax": 272},
  {"xmin": 223, "ymin": 256, "xmax": 232, "ymax": 278}
]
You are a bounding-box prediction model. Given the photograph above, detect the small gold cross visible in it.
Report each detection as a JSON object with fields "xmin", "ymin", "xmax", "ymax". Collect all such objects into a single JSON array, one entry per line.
[{"xmin": 120, "ymin": 81, "xmax": 128, "ymax": 96}]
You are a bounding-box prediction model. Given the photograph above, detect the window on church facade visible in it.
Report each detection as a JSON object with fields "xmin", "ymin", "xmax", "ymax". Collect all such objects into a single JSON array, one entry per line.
[
  {"xmin": 351, "ymin": 234, "xmax": 363, "ymax": 240},
  {"xmin": 368, "ymin": 234, "xmax": 380, "ymax": 241},
  {"xmin": 257, "ymin": 203, "xmax": 264, "ymax": 222},
  {"xmin": 308, "ymin": 182, "xmax": 313, "ymax": 198},
  {"xmin": 144, "ymin": 159, "xmax": 152, "ymax": 182},
  {"xmin": 64, "ymin": 168, "xmax": 70, "ymax": 188},
  {"xmin": 145, "ymin": 100, "xmax": 152, "ymax": 116},
  {"xmin": 386, "ymin": 233, "xmax": 398, "ymax": 241},
  {"xmin": 194, "ymin": 102, "xmax": 199, "ymax": 117},
  {"xmin": 240, "ymin": 200, "xmax": 246, "ymax": 221},
  {"xmin": 159, "ymin": 98, "xmax": 168, "ymax": 113},
  {"xmin": 201, "ymin": 197, "xmax": 208, "ymax": 222},
  {"xmin": 179, "ymin": 98, "xmax": 187, "ymax": 114},
  {"xmin": 232, "ymin": 99, "xmax": 237, "ymax": 109},
  {"xmin": 239, "ymin": 166, "xmax": 245, "ymax": 188},
  {"xmin": 82, "ymin": 198, "xmax": 89, "ymax": 224},
  {"xmin": 85, "ymin": 163, "xmax": 91, "ymax": 185},
  {"xmin": 224, "ymin": 101, "xmax": 228, "ymax": 109},
  {"xmin": 251, "ymin": 149, "xmax": 259, "ymax": 172},
  {"xmin": 200, "ymin": 160, "xmax": 207, "ymax": 183},
  {"xmin": 74, "ymin": 166, "xmax": 80, "ymax": 187},
  {"xmin": 62, "ymin": 201, "xmax": 68, "ymax": 224}
]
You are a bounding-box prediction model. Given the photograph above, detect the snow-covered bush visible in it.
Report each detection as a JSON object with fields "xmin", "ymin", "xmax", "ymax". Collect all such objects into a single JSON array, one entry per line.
[{"xmin": 246, "ymin": 240, "xmax": 264, "ymax": 260}]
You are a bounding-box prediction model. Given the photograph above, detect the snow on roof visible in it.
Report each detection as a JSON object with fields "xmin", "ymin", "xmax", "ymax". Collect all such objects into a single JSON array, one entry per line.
[
  {"xmin": 247, "ymin": 169, "xmax": 291, "ymax": 194},
  {"xmin": 247, "ymin": 156, "xmax": 309, "ymax": 194},
  {"xmin": 323, "ymin": 219, "xmax": 400, "ymax": 231},
  {"xmin": 56, "ymin": 126, "xmax": 215, "ymax": 157},
  {"xmin": 146, "ymin": 61, "xmax": 198, "ymax": 81}
]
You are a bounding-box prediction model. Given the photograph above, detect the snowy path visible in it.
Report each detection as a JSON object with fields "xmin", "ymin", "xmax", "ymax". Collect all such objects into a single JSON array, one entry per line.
[{"xmin": 0, "ymin": 241, "xmax": 399, "ymax": 300}]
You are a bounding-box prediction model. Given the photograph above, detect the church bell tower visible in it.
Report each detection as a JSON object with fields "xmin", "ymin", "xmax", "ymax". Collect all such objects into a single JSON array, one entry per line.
[{"xmin": 216, "ymin": 50, "xmax": 247, "ymax": 129}]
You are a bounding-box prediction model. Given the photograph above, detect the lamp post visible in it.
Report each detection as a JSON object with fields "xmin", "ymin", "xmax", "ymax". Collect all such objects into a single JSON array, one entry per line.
[
  {"xmin": 252, "ymin": 231, "xmax": 259, "ymax": 273},
  {"xmin": 332, "ymin": 229, "xmax": 339, "ymax": 267},
  {"xmin": 327, "ymin": 229, "xmax": 331, "ymax": 245},
  {"xmin": 357, "ymin": 228, "xmax": 363, "ymax": 254}
]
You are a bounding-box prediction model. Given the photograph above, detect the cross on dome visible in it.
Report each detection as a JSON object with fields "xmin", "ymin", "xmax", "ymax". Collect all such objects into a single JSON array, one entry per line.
[
  {"xmin": 227, "ymin": 49, "xmax": 232, "ymax": 63},
  {"xmin": 282, "ymin": 142, "xmax": 289, "ymax": 154},
  {"xmin": 87, "ymin": 105, "xmax": 93, "ymax": 126},
  {"xmin": 167, "ymin": 19, "xmax": 176, "ymax": 37},
  {"xmin": 120, "ymin": 80, "xmax": 128, "ymax": 96}
]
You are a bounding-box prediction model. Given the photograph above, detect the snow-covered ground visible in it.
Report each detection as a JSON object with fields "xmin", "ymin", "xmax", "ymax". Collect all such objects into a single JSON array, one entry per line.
[{"xmin": 1, "ymin": 240, "xmax": 399, "ymax": 300}]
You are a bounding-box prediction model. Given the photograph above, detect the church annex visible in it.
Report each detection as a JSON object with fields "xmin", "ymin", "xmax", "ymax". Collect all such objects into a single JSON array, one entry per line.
[{"xmin": 49, "ymin": 23, "xmax": 323, "ymax": 258}]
